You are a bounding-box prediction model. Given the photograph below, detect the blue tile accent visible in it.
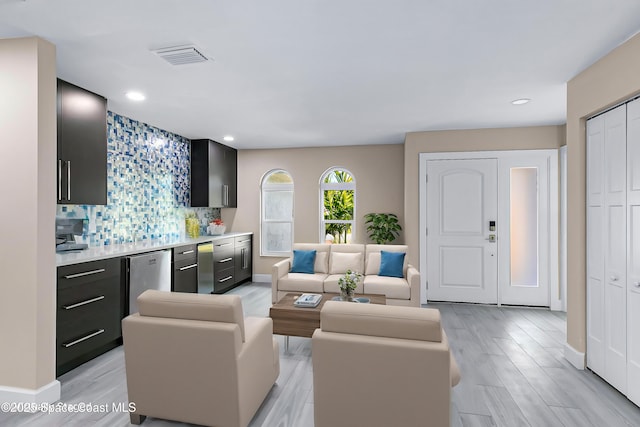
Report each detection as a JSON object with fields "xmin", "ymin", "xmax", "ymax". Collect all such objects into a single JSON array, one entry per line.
[{"xmin": 57, "ymin": 111, "xmax": 220, "ymax": 246}]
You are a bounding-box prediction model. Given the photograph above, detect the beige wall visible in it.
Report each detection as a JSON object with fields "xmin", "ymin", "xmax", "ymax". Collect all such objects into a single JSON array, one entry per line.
[
  {"xmin": 0, "ymin": 37, "xmax": 57, "ymax": 391},
  {"xmin": 402, "ymin": 126, "xmax": 564, "ymax": 267},
  {"xmin": 566, "ymin": 33, "xmax": 640, "ymax": 355},
  {"xmin": 224, "ymin": 144, "xmax": 404, "ymax": 275}
]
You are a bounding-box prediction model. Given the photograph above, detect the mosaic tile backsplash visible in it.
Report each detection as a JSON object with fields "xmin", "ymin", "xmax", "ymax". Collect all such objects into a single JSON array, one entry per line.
[{"xmin": 57, "ymin": 111, "xmax": 220, "ymax": 246}]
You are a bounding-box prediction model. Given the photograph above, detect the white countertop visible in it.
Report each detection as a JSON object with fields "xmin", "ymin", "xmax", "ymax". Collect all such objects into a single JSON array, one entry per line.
[{"xmin": 56, "ymin": 232, "xmax": 252, "ymax": 267}]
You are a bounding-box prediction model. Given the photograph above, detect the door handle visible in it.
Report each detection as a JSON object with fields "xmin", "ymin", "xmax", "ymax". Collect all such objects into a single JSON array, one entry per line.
[
  {"xmin": 66, "ymin": 160, "xmax": 71, "ymax": 200},
  {"xmin": 220, "ymin": 184, "xmax": 229, "ymax": 206},
  {"xmin": 633, "ymin": 282, "xmax": 640, "ymax": 288},
  {"xmin": 485, "ymin": 234, "xmax": 496, "ymax": 242},
  {"xmin": 610, "ymin": 276, "xmax": 618, "ymax": 282},
  {"xmin": 58, "ymin": 159, "xmax": 63, "ymax": 201},
  {"xmin": 63, "ymin": 268, "xmax": 106, "ymax": 279},
  {"xmin": 62, "ymin": 295, "xmax": 105, "ymax": 310}
]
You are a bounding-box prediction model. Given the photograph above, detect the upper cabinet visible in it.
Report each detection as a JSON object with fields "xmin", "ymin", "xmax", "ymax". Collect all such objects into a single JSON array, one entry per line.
[
  {"xmin": 57, "ymin": 79, "xmax": 108, "ymax": 205},
  {"xmin": 191, "ymin": 139, "xmax": 237, "ymax": 208}
]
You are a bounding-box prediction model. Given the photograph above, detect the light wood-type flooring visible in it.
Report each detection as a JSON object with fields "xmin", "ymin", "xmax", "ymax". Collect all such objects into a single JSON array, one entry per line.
[{"xmin": 2, "ymin": 282, "xmax": 639, "ymax": 426}]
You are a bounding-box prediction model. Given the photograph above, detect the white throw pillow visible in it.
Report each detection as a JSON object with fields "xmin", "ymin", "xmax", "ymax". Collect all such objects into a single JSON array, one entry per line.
[
  {"xmin": 330, "ymin": 252, "xmax": 363, "ymax": 274},
  {"xmin": 365, "ymin": 252, "xmax": 381, "ymax": 275},
  {"xmin": 314, "ymin": 252, "xmax": 329, "ymax": 273}
]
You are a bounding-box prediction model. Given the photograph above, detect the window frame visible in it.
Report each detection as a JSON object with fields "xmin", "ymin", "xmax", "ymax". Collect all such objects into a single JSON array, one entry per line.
[
  {"xmin": 319, "ymin": 167, "xmax": 356, "ymax": 244},
  {"xmin": 260, "ymin": 169, "xmax": 294, "ymax": 257}
]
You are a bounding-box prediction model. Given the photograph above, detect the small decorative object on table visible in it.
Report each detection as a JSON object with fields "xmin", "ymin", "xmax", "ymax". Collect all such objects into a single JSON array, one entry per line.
[
  {"xmin": 294, "ymin": 293, "xmax": 323, "ymax": 308},
  {"xmin": 338, "ymin": 269, "xmax": 362, "ymax": 302},
  {"xmin": 185, "ymin": 213, "xmax": 200, "ymax": 238},
  {"xmin": 208, "ymin": 218, "xmax": 226, "ymax": 235}
]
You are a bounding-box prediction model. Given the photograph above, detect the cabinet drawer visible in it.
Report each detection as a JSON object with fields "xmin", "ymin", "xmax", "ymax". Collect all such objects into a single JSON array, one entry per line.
[
  {"xmin": 56, "ymin": 280, "xmax": 121, "ymax": 368},
  {"xmin": 173, "ymin": 244, "xmax": 197, "ymax": 262},
  {"xmin": 214, "ymin": 250, "xmax": 235, "ymax": 268},
  {"xmin": 57, "ymin": 258, "xmax": 121, "ymax": 290},
  {"xmin": 57, "ymin": 278, "xmax": 121, "ymax": 331},
  {"xmin": 215, "ymin": 267, "xmax": 235, "ymax": 289},
  {"xmin": 213, "ymin": 237, "xmax": 234, "ymax": 251},
  {"xmin": 235, "ymin": 235, "xmax": 252, "ymax": 247},
  {"xmin": 57, "ymin": 322, "xmax": 120, "ymax": 368}
]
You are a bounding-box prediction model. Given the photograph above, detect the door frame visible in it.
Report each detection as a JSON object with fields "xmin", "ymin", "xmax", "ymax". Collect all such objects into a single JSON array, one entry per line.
[{"xmin": 419, "ymin": 149, "xmax": 560, "ymax": 309}]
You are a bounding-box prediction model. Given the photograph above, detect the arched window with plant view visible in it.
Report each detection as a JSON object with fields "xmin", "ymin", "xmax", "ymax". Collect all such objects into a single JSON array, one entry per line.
[
  {"xmin": 320, "ymin": 168, "xmax": 355, "ymax": 244},
  {"xmin": 261, "ymin": 169, "xmax": 294, "ymax": 256}
]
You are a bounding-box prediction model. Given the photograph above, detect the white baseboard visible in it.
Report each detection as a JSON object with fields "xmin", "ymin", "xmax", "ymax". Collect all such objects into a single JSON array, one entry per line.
[
  {"xmin": 0, "ymin": 380, "xmax": 61, "ymax": 404},
  {"xmin": 253, "ymin": 274, "xmax": 271, "ymax": 283},
  {"xmin": 550, "ymin": 298, "xmax": 563, "ymax": 312},
  {"xmin": 564, "ymin": 343, "xmax": 585, "ymax": 370}
]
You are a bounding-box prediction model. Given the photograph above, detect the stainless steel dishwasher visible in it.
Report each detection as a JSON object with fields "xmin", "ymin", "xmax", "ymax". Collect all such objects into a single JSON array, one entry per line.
[
  {"xmin": 125, "ymin": 249, "xmax": 172, "ymax": 314},
  {"xmin": 197, "ymin": 242, "xmax": 214, "ymax": 294}
]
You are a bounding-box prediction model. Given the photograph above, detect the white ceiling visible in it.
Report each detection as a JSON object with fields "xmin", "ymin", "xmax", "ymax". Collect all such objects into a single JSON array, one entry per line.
[{"xmin": 1, "ymin": 0, "xmax": 640, "ymax": 149}]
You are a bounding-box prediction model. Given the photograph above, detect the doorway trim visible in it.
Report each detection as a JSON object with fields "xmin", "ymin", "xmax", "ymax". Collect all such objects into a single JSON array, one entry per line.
[{"xmin": 419, "ymin": 149, "xmax": 560, "ymax": 310}]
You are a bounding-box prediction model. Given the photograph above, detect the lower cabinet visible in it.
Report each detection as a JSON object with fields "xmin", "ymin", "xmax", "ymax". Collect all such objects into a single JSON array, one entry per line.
[
  {"xmin": 213, "ymin": 237, "xmax": 236, "ymax": 293},
  {"xmin": 172, "ymin": 244, "xmax": 198, "ymax": 293},
  {"xmin": 235, "ymin": 235, "xmax": 252, "ymax": 284},
  {"xmin": 211, "ymin": 234, "xmax": 253, "ymax": 294},
  {"xmin": 56, "ymin": 257, "xmax": 123, "ymax": 376}
]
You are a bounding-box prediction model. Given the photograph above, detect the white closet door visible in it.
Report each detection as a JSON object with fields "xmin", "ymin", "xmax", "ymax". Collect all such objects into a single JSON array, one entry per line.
[
  {"xmin": 604, "ymin": 104, "xmax": 627, "ymax": 393},
  {"xmin": 627, "ymin": 98, "xmax": 640, "ymax": 405},
  {"xmin": 587, "ymin": 114, "xmax": 606, "ymax": 375}
]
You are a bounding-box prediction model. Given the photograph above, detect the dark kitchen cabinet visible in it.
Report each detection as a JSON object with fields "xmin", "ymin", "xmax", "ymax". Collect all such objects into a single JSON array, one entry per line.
[
  {"xmin": 57, "ymin": 79, "xmax": 107, "ymax": 205},
  {"xmin": 56, "ymin": 257, "xmax": 123, "ymax": 376},
  {"xmin": 212, "ymin": 237, "xmax": 236, "ymax": 293},
  {"xmin": 172, "ymin": 244, "xmax": 198, "ymax": 293},
  {"xmin": 234, "ymin": 235, "xmax": 252, "ymax": 284},
  {"xmin": 191, "ymin": 139, "xmax": 237, "ymax": 208}
]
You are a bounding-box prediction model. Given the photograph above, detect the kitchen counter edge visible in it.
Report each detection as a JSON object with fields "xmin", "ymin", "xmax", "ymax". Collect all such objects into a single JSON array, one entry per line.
[{"xmin": 56, "ymin": 232, "xmax": 253, "ymax": 267}]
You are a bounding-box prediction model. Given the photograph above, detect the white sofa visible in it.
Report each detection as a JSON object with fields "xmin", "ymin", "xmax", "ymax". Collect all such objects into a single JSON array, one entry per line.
[{"xmin": 272, "ymin": 243, "xmax": 420, "ymax": 306}]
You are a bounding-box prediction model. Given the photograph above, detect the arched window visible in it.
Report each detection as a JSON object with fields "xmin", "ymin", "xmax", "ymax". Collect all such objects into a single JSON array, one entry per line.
[
  {"xmin": 261, "ymin": 169, "xmax": 294, "ymax": 256},
  {"xmin": 320, "ymin": 168, "xmax": 355, "ymax": 244}
]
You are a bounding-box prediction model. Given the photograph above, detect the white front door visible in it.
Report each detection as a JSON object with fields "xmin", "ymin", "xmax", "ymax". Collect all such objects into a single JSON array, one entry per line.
[{"xmin": 426, "ymin": 159, "xmax": 498, "ymax": 304}]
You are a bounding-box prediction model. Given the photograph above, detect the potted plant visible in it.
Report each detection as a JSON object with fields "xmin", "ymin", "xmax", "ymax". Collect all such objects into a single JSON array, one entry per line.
[
  {"xmin": 338, "ymin": 269, "xmax": 362, "ymax": 301},
  {"xmin": 364, "ymin": 213, "xmax": 402, "ymax": 244}
]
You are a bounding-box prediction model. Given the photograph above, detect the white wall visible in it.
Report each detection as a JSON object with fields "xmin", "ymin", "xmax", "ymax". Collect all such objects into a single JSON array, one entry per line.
[{"xmin": 0, "ymin": 37, "xmax": 59, "ymax": 403}]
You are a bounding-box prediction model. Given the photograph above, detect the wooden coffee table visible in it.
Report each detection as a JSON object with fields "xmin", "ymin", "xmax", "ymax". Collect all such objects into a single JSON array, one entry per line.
[{"xmin": 269, "ymin": 292, "xmax": 386, "ymax": 351}]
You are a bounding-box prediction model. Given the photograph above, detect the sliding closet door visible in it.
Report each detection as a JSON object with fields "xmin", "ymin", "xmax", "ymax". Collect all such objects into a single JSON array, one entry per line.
[
  {"xmin": 627, "ymin": 98, "xmax": 640, "ymax": 405},
  {"xmin": 603, "ymin": 105, "xmax": 627, "ymax": 393}
]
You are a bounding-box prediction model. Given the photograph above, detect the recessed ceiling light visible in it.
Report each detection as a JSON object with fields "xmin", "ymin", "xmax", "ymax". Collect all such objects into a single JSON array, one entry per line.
[
  {"xmin": 223, "ymin": 135, "xmax": 235, "ymax": 142},
  {"xmin": 126, "ymin": 91, "xmax": 146, "ymax": 101},
  {"xmin": 511, "ymin": 98, "xmax": 530, "ymax": 105}
]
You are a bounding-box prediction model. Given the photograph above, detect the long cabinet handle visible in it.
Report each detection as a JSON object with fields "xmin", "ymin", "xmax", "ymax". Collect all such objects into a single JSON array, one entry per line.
[
  {"xmin": 179, "ymin": 263, "xmax": 198, "ymax": 271},
  {"xmin": 62, "ymin": 295, "xmax": 105, "ymax": 310},
  {"xmin": 58, "ymin": 159, "xmax": 63, "ymax": 201},
  {"xmin": 237, "ymin": 239, "xmax": 251, "ymax": 244},
  {"xmin": 218, "ymin": 257, "xmax": 233, "ymax": 263},
  {"xmin": 64, "ymin": 268, "xmax": 106, "ymax": 279},
  {"xmin": 67, "ymin": 160, "xmax": 71, "ymax": 200},
  {"xmin": 223, "ymin": 184, "xmax": 229, "ymax": 207},
  {"xmin": 62, "ymin": 329, "xmax": 105, "ymax": 348},
  {"xmin": 180, "ymin": 250, "xmax": 194, "ymax": 255},
  {"xmin": 218, "ymin": 275, "xmax": 233, "ymax": 283},
  {"xmin": 216, "ymin": 243, "xmax": 232, "ymax": 248}
]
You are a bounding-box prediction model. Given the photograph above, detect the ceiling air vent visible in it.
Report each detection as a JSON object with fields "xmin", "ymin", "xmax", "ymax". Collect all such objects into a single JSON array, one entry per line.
[{"xmin": 152, "ymin": 45, "xmax": 209, "ymax": 66}]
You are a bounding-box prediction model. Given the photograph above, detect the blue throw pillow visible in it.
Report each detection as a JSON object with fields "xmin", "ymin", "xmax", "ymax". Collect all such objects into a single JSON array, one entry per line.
[
  {"xmin": 379, "ymin": 250, "xmax": 405, "ymax": 278},
  {"xmin": 290, "ymin": 250, "xmax": 316, "ymax": 274}
]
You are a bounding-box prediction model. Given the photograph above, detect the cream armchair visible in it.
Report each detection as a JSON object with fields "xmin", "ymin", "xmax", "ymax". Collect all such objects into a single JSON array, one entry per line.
[
  {"xmin": 122, "ymin": 290, "xmax": 280, "ymax": 427},
  {"xmin": 312, "ymin": 301, "xmax": 460, "ymax": 427}
]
